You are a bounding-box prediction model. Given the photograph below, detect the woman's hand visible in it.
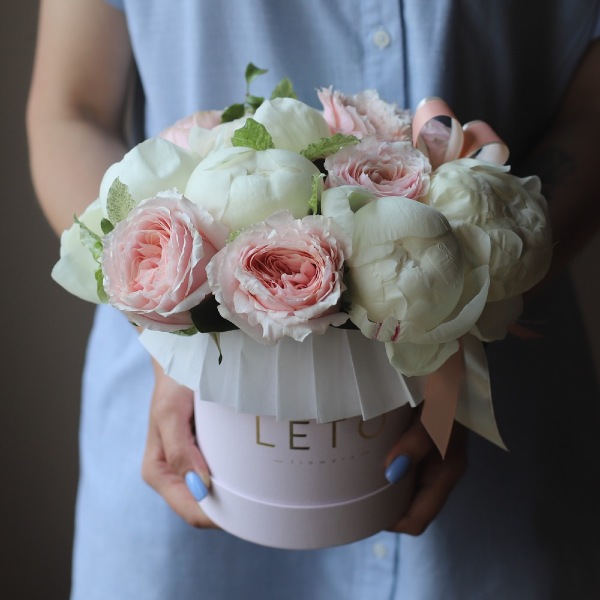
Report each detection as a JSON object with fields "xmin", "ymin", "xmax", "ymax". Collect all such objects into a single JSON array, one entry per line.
[
  {"xmin": 141, "ymin": 361, "xmax": 217, "ymax": 528},
  {"xmin": 385, "ymin": 414, "xmax": 468, "ymax": 535}
]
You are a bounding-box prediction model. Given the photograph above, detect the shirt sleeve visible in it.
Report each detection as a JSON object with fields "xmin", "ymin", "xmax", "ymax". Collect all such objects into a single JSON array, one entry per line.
[{"xmin": 104, "ymin": 0, "xmax": 124, "ymax": 10}]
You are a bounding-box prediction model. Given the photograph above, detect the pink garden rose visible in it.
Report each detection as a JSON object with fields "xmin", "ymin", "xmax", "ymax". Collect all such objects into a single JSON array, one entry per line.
[
  {"xmin": 159, "ymin": 110, "xmax": 223, "ymax": 150},
  {"xmin": 207, "ymin": 211, "xmax": 351, "ymax": 343},
  {"xmin": 324, "ymin": 137, "xmax": 432, "ymax": 199},
  {"xmin": 317, "ymin": 87, "xmax": 412, "ymax": 140},
  {"xmin": 102, "ymin": 191, "xmax": 228, "ymax": 331}
]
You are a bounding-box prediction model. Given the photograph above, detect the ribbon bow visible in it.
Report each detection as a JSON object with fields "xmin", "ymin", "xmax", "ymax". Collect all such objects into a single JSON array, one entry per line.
[
  {"xmin": 412, "ymin": 97, "xmax": 510, "ymax": 456},
  {"xmin": 412, "ymin": 96, "xmax": 509, "ymax": 169}
]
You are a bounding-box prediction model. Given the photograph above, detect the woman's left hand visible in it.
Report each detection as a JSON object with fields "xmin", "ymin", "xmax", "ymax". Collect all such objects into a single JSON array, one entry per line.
[{"xmin": 385, "ymin": 415, "xmax": 468, "ymax": 535}]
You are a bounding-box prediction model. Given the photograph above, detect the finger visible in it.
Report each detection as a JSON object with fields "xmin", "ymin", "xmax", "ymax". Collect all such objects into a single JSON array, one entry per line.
[
  {"xmin": 153, "ymin": 387, "xmax": 210, "ymax": 482},
  {"xmin": 142, "ymin": 414, "xmax": 216, "ymax": 528},
  {"xmin": 142, "ymin": 376, "xmax": 213, "ymax": 527},
  {"xmin": 390, "ymin": 454, "xmax": 461, "ymax": 535},
  {"xmin": 384, "ymin": 412, "xmax": 436, "ymax": 485},
  {"xmin": 390, "ymin": 424, "xmax": 468, "ymax": 535}
]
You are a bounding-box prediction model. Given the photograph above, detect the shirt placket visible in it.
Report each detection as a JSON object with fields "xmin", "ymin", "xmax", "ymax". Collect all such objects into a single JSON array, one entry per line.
[{"xmin": 360, "ymin": 0, "xmax": 406, "ymax": 107}]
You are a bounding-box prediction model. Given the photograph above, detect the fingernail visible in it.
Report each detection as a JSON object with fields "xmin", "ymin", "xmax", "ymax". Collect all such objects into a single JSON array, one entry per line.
[
  {"xmin": 385, "ymin": 455, "xmax": 411, "ymax": 484},
  {"xmin": 185, "ymin": 471, "xmax": 208, "ymax": 502}
]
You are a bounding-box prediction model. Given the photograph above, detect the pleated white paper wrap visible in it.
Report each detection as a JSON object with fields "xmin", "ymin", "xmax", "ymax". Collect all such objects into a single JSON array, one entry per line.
[
  {"xmin": 142, "ymin": 327, "xmax": 423, "ymax": 548},
  {"xmin": 140, "ymin": 327, "xmax": 425, "ymax": 423}
]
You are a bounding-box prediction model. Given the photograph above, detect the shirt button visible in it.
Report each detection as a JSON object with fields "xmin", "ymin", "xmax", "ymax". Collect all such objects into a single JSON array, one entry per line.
[
  {"xmin": 372, "ymin": 541, "xmax": 389, "ymax": 559},
  {"xmin": 373, "ymin": 29, "xmax": 391, "ymax": 49}
]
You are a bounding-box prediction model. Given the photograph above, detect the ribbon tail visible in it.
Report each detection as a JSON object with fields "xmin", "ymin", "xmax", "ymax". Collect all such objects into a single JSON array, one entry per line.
[
  {"xmin": 421, "ymin": 348, "xmax": 463, "ymax": 458},
  {"xmin": 455, "ymin": 335, "xmax": 507, "ymax": 450}
]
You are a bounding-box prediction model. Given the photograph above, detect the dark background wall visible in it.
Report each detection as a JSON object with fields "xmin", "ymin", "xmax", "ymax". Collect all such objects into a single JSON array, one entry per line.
[
  {"xmin": 2, "ymin": 3, "xmax": 599, "ymax": 599},
  {"xmin": 2, "ymin": 3, "xmax": 92, "ymax": 599}
]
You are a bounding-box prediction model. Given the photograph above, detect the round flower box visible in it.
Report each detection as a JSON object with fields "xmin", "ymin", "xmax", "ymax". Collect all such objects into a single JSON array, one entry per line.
[{"xmin": 194, "ymin": 397, "xmax": 414, "ymax": 549}]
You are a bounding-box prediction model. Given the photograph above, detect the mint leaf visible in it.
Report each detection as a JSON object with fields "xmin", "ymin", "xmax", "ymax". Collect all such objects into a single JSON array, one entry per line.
[
  {"xmin": 309, "ymin": 173, "xmax": 325, "ymax": 215},
  {"xmin": 300, "ymin": 134, "xmax": 360, "ymax": 161},
  {"xmin": 76, "ymin": 215, "xmax": 109, "ymax": 303},
  {"xmin": 223, "ymin": 65, "xmax": 295, "ymax": 121},
  {"xmin": 232, "ymin": 118, "xmax": 274, "ymax": 150},
  {"xmin": 221, "ymin": 103, "xmax": 246, "ymax": 123},
  {"xmin": 271, "ymin": 77, "xmax": 297, "ymax": 100},
  {"xmin": 101, "ymin": 218, "xmax": 114, "ymax": 235},
  {"xmin": 75, "ymin": 216, "xmax": 104, "ymax": 262},
  {"xmin": 227, "ymin": 228, "xmax": 243, "ymax": 244},
  {"xmin": 245, "ymin": 63, "xmax": 268, "ymax": 88},
  {"xmin": 245, "ymin": 94, "xmax": 265, "ymax": 112},
  {"xmin": 171, "ymin": 325, "xmax": 198, "ymax": 336},
  {"xmin": 106, "ymin": 178, "xmax": 136, "ymax": 224},
  {"xmin": 95, "ymin": 268, "xmax": 108, "ymax": 303}
]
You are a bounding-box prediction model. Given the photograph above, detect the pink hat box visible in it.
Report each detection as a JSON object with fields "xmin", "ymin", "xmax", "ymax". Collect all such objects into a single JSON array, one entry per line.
[{"xmin": 194, "ymin": 397, "xmax": 414, "ymax": 550}]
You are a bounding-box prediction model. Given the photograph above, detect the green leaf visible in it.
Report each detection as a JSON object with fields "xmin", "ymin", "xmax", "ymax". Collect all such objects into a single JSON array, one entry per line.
[
  {"xmin": 210, "ymin": 332, "xmax": 224, "ymax": 365},
  {"xmin": 270, "ymin": 77, "xmax": 297, "ymax": 100},
  {"xmin": 227, "ymin": 228, "xmax": 243, "ymax": 244},
  {"xmin": 221, "ymin": 103, "xmax": 246, "ymax": 123},
  {"xmin": 190, "ymin": 295, "xmax": 239, "ymax": 334},
  {"xmin": 245, "ymin": 63, "xmax": 268, "ymax": 88},
  {"xmin": 101, "ymin": 218, "xmax": 114, "ymax": 235},
  {"xmin": 231, "ymin": 118, "xmax": 274, "ymax": 150},
  {"xmin": 309, "ymin": 173, "xmax": 325, "ymax": 215},
  {"xmin": 171, "ymin": 325, "xmax": 198, "ymax": 336},
  {"xmin": 106, "ymin": 178, "xmax": 136, "ymax": 224},
  {"xmin": 245, "ymin": 94, "xmax": 265, "ymax": 112},
  {"xmin": 300, "ymin": 133, "xmax": 360, "ymax": 161},
  {"xmin": 75, "ymin": 216, "xmax": 104, "ymax": 262},
  {"xmin": 94, "ymin": 268, "xmax": 108, "ymax": 303},
  {"xmin": 75, "ymin": 214, "xmax": 109, "ymax": 303}
]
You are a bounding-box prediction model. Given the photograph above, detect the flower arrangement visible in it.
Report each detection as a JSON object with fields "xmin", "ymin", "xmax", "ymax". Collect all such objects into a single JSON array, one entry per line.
[{"xmin": 53, "ymin": 64, "xmax": 552, "ymax": 455}]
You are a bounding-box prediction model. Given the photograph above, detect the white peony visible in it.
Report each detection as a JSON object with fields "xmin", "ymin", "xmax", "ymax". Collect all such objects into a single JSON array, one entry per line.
[
  {"xmin": 51, "ymin": 197, "xmax": 105, "ymax": 303},
  {"xmin": 185, "ymin": 146, "xmax": 321, "ymax": 230},
  {"xmin": 99, "ymin": 137, "xmax": 200, "ymax": 213},
  {"xmin": 53, "ymin": 137, "xmax": 202, "ymax": 305},
  {"xmin": 188, "ymin": 115, "xmax": 248, "ymax": 159},
  {"xmin": 253, "ymin": 97, "xmax": 331, "ymax": 152},
  {"xmin": 323, "ymin": 190, "xmax": 490, "ymax": 376},
  {"xmin": 427, "ymin": 158, "xmax": 552, "ymax": 301},
  {"xmin": 348, "ymin": 197, "xmax": 464, "ymax": 332},
  {"xmin": 321, "ymin": 185, "xmax": 377, "ymax": 239}
]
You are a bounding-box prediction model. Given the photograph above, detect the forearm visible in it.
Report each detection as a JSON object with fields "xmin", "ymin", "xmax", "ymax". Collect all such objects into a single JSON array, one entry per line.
[
  {"xmin": 519, "ymin": 112, "xmax": 600, "ymax": 280},
  {"xmin": 26, "ymin": 0, "xmax": 132, "ymax": 236},
  {"xmin": 28, "ymin": 115, "xmax": 128, "ymax": 235},
  {"xmin": 516, "ymin": 40, "xmax": 600, "ymax": 292}
]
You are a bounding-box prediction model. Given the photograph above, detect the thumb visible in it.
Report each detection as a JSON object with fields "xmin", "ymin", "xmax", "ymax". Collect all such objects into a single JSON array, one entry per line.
[{"xmin": 142, "ymin": 373, "xmax": 215, "ymax": 528}]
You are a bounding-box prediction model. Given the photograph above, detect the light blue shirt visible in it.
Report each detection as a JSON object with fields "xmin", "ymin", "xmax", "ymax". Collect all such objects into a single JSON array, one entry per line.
[{"xmin": 73, "ymin": 2, "xmax": 600, "ymax": 599}]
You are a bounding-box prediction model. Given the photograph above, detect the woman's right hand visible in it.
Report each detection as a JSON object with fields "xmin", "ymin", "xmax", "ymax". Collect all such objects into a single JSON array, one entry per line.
[{"xmin": 142, "ymin": 361, "xmax": 217, "ymax": 528}]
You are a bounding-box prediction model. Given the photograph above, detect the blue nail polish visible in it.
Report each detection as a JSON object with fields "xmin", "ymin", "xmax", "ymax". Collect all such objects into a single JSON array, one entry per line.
[
  {"xmin": 385, "ymin": 455, "xmax": 411, "ymax": 484},
  {"xmin": 185, "ymin": 471, "xmax": 208, "ymax": 502}
]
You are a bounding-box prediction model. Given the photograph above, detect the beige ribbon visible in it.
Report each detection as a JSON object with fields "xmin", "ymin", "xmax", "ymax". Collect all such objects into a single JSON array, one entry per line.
[
  {"xmin": 421, "ymin": 335, "xmax": 507, "ymax": 457},
  {"xmin": 412, "ymin": 96, "xmax": 510, "ymax": 169},
  {"xmin": 421, "ymin": 346, "xmax": 464, "ymax": 458},
  {"xmin": 455, "ymin": 335, "xmax": 507, "ymax": 450}
]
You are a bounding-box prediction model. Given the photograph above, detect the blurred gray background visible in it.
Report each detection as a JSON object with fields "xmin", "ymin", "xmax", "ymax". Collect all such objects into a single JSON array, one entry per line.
[{"xmin": 2, "ymin": 3, "xmax": 599, "ymax": 599}]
